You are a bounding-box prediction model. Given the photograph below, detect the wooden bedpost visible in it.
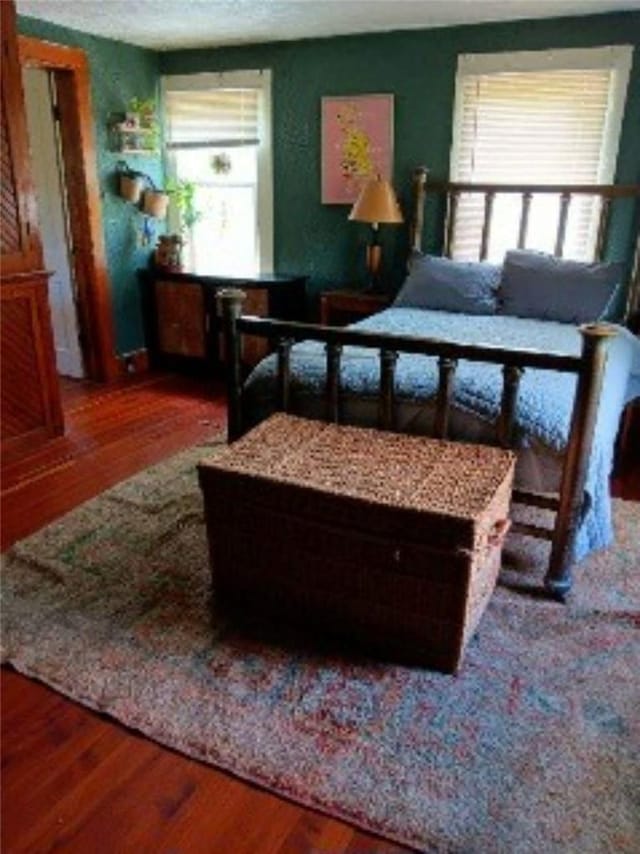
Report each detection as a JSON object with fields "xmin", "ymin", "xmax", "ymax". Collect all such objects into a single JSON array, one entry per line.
[
  {"xmin": 218, "ymin": 288, "xmax": 246, "ymax": 443},
  {"xmin": 546, "ymin": 323, "xmax": 617, "ymax": 600},
  {"xmin": 625, "ymin": 234, "xmax": 640, "ymax": 322},
  {"xmin": 410, "ymin": 166, "xmax": 428, "ymax": 256}
]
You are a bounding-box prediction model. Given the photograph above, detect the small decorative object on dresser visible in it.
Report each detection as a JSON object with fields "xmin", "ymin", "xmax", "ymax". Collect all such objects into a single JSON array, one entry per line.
[
  {"xmin": 154, "ymin": 234, "xmax": 183, "ymax": 272},
  {"xmin": 319, "ymin": 288, "xmax": 391, "ymax": 326}
]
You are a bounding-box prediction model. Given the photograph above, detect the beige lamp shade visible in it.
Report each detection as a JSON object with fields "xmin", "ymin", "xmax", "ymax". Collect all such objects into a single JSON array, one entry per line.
[{"xmin": 349, "ymin": 176, "xmax": 403, "ymax": 225}]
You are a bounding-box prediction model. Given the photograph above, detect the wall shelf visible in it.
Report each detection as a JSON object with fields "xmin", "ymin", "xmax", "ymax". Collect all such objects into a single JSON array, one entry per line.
[{"xmin": 110, "ymin": 117, "xmax": 159, "ymax": 155}]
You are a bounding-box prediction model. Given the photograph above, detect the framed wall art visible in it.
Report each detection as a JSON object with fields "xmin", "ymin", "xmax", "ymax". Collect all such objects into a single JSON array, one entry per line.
[{"xmin": 321, "ymin": 94, "xmax": 394, "ymax": 204}]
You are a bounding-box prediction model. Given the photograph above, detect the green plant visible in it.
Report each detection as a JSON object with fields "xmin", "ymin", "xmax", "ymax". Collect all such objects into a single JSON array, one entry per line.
[
  {"xmin": 166, "ymin": 178, "xmax": 202, "ymax": 235},
  {"xmin": 128, "ymin": 97, "xmax": 156, "ymax": 127},
  {"xmin": 125, "ymin": 98, "xmax": 159, "ymax": 151},
  {"xmin": 141, "ymin": 127, "xmax": 160, "ymax": 152}
]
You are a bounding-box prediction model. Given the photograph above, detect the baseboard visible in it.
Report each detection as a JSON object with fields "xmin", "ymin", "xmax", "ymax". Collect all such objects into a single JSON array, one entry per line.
[{"xmin": 116, "ymin": 349, "xmax": 150, "ymax": 376}]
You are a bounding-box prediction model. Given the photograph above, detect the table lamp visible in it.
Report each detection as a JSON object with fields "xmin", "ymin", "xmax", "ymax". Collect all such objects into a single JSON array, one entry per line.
[{"xmin": 349, "ymin": 175, "xmax": 403, "ymax": 291}]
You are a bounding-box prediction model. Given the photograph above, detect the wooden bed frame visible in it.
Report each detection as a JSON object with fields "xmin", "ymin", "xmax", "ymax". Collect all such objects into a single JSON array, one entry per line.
[
  {"xmin": 219, "ymin": 170, "xmax": 640, "ymax": 601},
  {"xmin": 410, "ymin": 166, "xmax": 640, "ymax": 316}
]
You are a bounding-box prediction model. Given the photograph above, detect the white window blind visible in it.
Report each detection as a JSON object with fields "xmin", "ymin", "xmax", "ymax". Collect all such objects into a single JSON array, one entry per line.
[
  {"xmin": 450, "ymin": 47, "xmax": 632, "ymax": 262},
  {"xmin": 165, "ymin": 88, "xmax": 260, "ymax": 149}
]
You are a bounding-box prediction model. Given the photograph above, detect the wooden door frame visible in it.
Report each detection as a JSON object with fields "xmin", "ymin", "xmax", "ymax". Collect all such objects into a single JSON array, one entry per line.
[{"xmin": 18, "ymin": 35, "xmax": 118, "ymax": 382}]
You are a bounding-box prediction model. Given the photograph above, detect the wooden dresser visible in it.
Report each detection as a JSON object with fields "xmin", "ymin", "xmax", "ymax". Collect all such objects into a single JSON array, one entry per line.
[{"xmin": 141, "ymin": 269, "xmax": 307, "ymax": 374}]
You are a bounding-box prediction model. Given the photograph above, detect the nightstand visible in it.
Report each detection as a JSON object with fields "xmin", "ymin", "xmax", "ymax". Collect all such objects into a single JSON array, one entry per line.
[{"xmin": 319, "ymin": 289, "xmax": 391, "ymax": 326}]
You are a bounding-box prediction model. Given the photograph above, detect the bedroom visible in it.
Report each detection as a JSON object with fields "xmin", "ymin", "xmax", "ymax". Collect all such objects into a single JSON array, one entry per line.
[{"xmin": 2, "ymin": 0, "xmax": 639, "ymax": 851}]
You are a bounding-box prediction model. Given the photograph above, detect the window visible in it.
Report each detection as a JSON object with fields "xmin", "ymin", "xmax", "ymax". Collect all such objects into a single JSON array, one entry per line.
[
  {"xmin": 163, "ymin": 70, "xmax": 272, "ymax": 275},
  {"xmin": 449, "ymin": 46, "xmax": 632, "ymax": 261}
]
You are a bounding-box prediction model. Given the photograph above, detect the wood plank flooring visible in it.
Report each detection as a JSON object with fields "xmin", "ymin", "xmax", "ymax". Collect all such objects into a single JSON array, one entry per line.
[
  {"xmin": 1, "ymin": 374, "xmax": 411, "ymax": 854},
  {"xmin": 1, "ymin": 374, "xmax": 224, "ymax": 549}
]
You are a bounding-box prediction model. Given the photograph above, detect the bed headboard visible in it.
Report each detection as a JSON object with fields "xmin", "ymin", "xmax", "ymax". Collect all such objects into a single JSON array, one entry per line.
[{"xmin": 409, "ymin": 166, "xmax": 640, "ymax": 317}]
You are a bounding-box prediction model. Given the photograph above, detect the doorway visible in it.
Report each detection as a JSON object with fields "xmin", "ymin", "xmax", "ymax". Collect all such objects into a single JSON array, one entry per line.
[
  {"xmin": 23, "ymin": 67, "xmax": 85, "ymax": 379},
  {"xmin": 18, "ymin": 34, "xmax": 118, "ymax": 384}
]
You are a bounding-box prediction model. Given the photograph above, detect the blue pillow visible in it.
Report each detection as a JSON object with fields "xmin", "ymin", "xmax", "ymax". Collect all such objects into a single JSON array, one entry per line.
[
  {"xmin": 393, "ymin": 254, "xmax": 500, "ymax": 315},
  {"xmin": 500, "ymin": 250, "xmax": 622, "ymax": 324},
  {"xmin": 599, "ymin": 281, "xmax": 626, "ymax": 323}
]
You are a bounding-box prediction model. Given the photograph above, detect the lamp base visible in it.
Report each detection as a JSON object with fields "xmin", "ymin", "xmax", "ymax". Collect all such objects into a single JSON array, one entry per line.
[
  {"xmin": 366, "ymin": 243, "xmax": 381, "ymax": 276},
  {"xmin": 364, "ymin": 242, "xmax": 386, "ymax": 293}
]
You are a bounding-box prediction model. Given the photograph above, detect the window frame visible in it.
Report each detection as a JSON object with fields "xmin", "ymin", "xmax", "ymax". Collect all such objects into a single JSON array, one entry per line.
[
  {"xmin": 449, "ymin": 45, "xmax": 633, "ymax": 188},
  {"xmin": 162, "ymin": 68, "xmax": 273, "ymax": 274}
]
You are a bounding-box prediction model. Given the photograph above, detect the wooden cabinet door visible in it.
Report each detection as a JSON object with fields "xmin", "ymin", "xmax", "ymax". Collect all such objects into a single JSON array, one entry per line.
[
  {"xmin": 1, "ymin": 0, "xmax": 63, "ymax": 446},
  {"xmin": 239, "ymin": 288, "xmax": 270, "ymax": 367},
  {"xmin": 216, "ymin": 287, "xmax": 270, "ymax": 368},
  {"xmin": 155, "ymin": 281, "xmax": 206, "ymax": 358},
  {"xmin": 1, "ymin": 274, "xmax": 63, "ymax": 441},
  {"xmin": 1, "ymin": 1, "xmax": 42, "ymax": 277}
]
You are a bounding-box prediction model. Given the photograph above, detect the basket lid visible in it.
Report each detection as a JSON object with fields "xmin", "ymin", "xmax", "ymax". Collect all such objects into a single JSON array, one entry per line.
[{"xmin": 203, "ymin": 414, "xmax": 515, "ymax": 521}]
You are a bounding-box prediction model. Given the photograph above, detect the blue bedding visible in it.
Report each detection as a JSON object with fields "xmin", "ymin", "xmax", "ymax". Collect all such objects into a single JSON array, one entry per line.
[{"xmin": 244, "ymin": 308, "xmax": 640, "ymax": 563}]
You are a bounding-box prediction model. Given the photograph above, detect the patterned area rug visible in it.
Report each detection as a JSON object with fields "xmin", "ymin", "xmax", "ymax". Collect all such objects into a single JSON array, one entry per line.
[{"xmin": 2, "ymin": 438, "xmax": 639, "ymax": 853}]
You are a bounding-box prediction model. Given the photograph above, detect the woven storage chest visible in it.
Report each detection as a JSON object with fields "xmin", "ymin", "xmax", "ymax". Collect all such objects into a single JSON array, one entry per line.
[{"xmin": 199, "ymin": 414, "xmax": 516, "ymax": 672}]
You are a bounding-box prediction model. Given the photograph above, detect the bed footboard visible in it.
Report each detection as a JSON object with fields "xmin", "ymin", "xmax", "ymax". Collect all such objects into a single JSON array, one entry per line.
[
  {"xmin": 546, "ymin": 323, "xmax": 616, "ymax": 598},
  {"xmin": 218, "ymin": 289, "xmax": 614, "ymax": 601}
]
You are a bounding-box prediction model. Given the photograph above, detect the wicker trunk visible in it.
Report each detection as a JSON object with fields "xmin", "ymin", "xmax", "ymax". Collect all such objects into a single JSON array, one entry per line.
[{"xmin": 198, "ymin": 414, "xmax": 516, "ymax": 673}]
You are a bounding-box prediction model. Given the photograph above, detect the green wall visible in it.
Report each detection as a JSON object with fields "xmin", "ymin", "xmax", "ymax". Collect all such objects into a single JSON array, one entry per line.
[
  {"xmin": 18, "ymin": 15, "xmax": 163, "ymax": 355},
  {"xmin": 161, "ymin": 11, "xmax": 640, "ymax": 303},
  {"xmin": 16, "ymin": 12, "xmax": 640, "ymax": 348}
]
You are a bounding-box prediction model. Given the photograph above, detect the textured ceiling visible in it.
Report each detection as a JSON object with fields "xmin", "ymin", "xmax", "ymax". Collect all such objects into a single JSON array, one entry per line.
[{"xmin": 16, "ymin": 0, "xmax": 640, "ymax": 51}]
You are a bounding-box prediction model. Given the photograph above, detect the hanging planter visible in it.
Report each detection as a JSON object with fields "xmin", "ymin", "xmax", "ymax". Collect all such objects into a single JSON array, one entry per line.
[
  {"xmin": 119, "ymin": 173, "xmax": 144, "ymax": 204},
  {"xmin": 142, "ymin": 190, "xmax": 169, "ymax": 220},
  {"xmin": 115, "ymin": 161, "xmax": 169, "ymax": 250},
  {"xmin": 116, "ymin": 161, "xmax": 168, "ymax": 218}
]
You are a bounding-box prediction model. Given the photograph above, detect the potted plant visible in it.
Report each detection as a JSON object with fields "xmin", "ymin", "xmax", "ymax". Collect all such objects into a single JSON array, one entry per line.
[
  {"xmin": 161, "ymin": 178, "xmax": 202, "ymax": 270},
  {"xmin": 128, "ymin": 97, "xmax": 155, "ymax": 127},
  {"xmin": 167, "ymin": 178, "xmax": 202, "ymax": 238},
  {"xmin": 125, "ymin": 97, "xmax": 159, "ymax": 151},
  {"xmin": 166, "ymin": 178, "xmax": 201, "ymax": 233}
]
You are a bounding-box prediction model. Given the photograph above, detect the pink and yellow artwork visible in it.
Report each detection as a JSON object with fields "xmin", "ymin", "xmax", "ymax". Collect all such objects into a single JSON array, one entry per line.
[{"xmin": 321, "ymin": 94, "xmax": 394, "ymax": 204}]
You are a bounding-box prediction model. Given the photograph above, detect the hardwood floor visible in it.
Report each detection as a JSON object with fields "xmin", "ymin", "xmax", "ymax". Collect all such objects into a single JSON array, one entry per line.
[
  {"xmin": 1, "ymin": 373, "xmax": 411, "ymax": 854},
  {"xmin": 1, "ymin": 373, "xmax": 225, "ymax": 550},
  {"xmin": 2, "ymin": 669, "xmax": 406, "ymax": 854}
]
